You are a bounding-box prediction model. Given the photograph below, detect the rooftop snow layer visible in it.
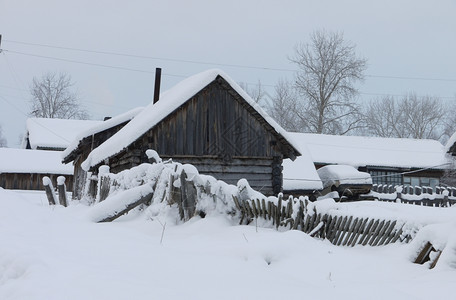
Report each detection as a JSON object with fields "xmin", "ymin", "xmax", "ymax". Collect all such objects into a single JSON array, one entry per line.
[
  {"xmin": 82, "ymin": 69, "xmax": 301, "ymax": 171},
  {"xmin": 25, "ymin": 118, "xmax": 102, "ymax": 150},
  {"xmin": 282, "ymin": 142, "xmax": 323, "ymax": 191},
  {"xmin": 287, "ymin": 132, "xmax": 449, "ymax": 170},
  {"xmin": 62, "ymin": 107, "xmax": 144, "ymax": 160},
  {"xmin": 0, "ymin": 148, "xmax": 73, "ymax": 174},
  {"xmin": 317, "ymin": 165, "xmax": 372, "ymax": 188}
]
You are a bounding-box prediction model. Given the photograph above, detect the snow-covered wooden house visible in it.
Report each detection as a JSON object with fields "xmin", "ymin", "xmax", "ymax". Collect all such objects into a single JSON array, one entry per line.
[
  {"xmin": 22, "ymin": 118, "xmax": 102, "ymax": 151},
  {"xmin": 69, "ymin": 69, "xmax": 310, "ymax": 196},
  {"xmin": 62, "ymin": 108, "xmax": 143, "ymax": 199},
  {"xmin": 284, "ymin": 132, "xmax": 449, "ymax": 190},
  {"xmin": 0, "ymin": 148, "xmax": 73, "ymax": 191}
]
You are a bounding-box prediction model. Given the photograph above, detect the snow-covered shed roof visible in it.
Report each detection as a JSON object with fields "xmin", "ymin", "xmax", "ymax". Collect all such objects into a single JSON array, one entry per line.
[
  {"xmin": 0, "ymin": 148, "xmax": 73, "ymax": 175},
  {"xmin": 24, "ymin": 118, "xmax": 102, "ymax": 151},
  {"xmin": 287, "ymin": 132, "xmax": 449, "ymax": 170},
  {"xmin": 82, "ymin": 69, "xmax": 301, "ymax": 171},
  {"xmin": 62, "ymin": 107, "xmax": 144, "ymax": 162},
  {"xmin": 282, "ymin": 142, "xmax": 323, "ymax": 191}
]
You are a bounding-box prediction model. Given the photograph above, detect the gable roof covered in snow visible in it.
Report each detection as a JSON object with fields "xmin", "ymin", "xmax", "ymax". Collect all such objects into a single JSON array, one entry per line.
[
  {"xmin": 23, "ymin": 118, "xmax": 102, "ymax": 151},
  {"xmin": 81, "ymin": 69, "xmax": 301, "ymax": 171},
  {"xmin": 62, "ymin": 107, "xmax": 144, "ymax": 163},
  {"xmin": 287, "ymin": 132, "xmax": 449, "ymax": 170}
]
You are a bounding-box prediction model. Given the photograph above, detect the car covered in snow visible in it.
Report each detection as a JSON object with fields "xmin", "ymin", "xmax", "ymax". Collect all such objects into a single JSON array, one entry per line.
[{"xmin": 317, "ymin": 165, "xmax": 372, "ymax": 199}]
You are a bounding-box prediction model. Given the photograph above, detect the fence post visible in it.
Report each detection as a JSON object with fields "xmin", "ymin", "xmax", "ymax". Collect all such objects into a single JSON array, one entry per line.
[
  {"xmin": 57, "ymin": 176, "xmax": 68, "ymax": 207},
  {"xmin": 97, "ymin": 165, "xmax": 111, "ymax": 202},
  {"xmin": 395, "ymin": 186, "xmax": 402, "ymax": 203},
  {"xmin": 442, "ymin": 189, "xmax": 449, "ymax": 207},
  {"xmin": 43, "ymin": 176, "xmax": 57, "ymax": 205},
  {"xmin": 372, "ymin": 184, "xmax": 377, "ymax": 192}
]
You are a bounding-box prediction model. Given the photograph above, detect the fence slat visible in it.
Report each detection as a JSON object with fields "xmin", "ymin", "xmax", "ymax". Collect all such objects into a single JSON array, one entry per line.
[
  {"xmin": 373, "ymin": 220, "xmax": 390, "ymax": 246},
  {"xmin": 378, "ymin": 220, "xmax": 396, "ymax": 246},
  {"xmin": 359, "ymin": 219, "xmax": 375, "ymax": 245},
  {"xmin": 368, "ymin": 220, "xmax": 384, "ymax": 246}
]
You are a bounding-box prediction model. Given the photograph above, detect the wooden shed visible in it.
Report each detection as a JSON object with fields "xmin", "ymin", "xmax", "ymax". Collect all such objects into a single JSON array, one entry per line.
[
  {"xmin": 78, "ymin": 69, "xmax": 302, "ymax": 196},
  {"xmin": 62, "ymin": 108, "xmax": 143, "ymax": 199},
  {"xmin": 0, "ymin": 148, "xmax": 74, "ymax": 191},
  {"xmin": 22, "ymin": 118, "xmax": 102, "ymax": 151}
]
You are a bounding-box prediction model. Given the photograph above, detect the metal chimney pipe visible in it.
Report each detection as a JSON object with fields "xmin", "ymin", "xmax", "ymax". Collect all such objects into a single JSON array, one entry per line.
[{"xmin": 153, "ymin": 68, "xmax": 162, "ymax": 104}]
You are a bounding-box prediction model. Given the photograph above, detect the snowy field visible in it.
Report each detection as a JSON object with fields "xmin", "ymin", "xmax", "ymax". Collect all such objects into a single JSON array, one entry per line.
[{"xmin": 1, "ymin": 188, "xmax": 455, "ymax": 300}]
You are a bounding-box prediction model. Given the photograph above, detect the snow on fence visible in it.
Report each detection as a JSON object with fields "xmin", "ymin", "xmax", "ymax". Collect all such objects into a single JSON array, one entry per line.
[
  {"xmin": 371, "ymin": 184, "xmax": 456, "ymax": 207},
  {"xmin": 43, "ymin": 176, "xmax": 68, "ymax": 207},
  {"xmin": 71, "ymin": 150, "xmax": 411, "ymax": 247},
  {"xmin": 234, "ymin": 196, "xmax": 408, "ymax": 246}
]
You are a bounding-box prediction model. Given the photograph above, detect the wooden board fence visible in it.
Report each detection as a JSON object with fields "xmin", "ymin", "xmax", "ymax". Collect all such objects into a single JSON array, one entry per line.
[{"xmin": 233, "ymin": 196, "xmax": 408, "ymax": 247}]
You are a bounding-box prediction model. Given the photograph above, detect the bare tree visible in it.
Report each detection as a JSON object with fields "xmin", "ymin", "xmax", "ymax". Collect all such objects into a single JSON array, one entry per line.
[
  {"xmin": 441, "ymin": 97, "xmax": 456, "ymax": 144},
  {"xmin": 363, "ymin": 93, "xmax": 447, "ymax": 140},
  {"xmin": 266, "ymin": 79, "xmax": 306, "ymax": 132},
  {"xmin": 0, "ymin": 125, "xmax": 7, "ymax": 147},
  {"xmin": 29, "ymin": 72, "xmax": 89, "ymax": 119},
  {"xmin": 239, "ymin": 81, "xmax": 266, "ymax": 104},
  {"xmin": 290, "ymin": 30, "xmax": 367, "ymax": 134}
]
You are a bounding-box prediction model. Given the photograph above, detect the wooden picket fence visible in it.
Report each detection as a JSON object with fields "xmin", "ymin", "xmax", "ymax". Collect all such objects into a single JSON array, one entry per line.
[
  {"xmin": 233, "ymin": 195, "xmax": 408, "ymax": 247},
  {"xmin": 371, "ymin": 184, "xmax": 456, "ymax": 207},
  {"xmin": 45, "ymin": 157, "xmax": 410, "ymax": 247}
]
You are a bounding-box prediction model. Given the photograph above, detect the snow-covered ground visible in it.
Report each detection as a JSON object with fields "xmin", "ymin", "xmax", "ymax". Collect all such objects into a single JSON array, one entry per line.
[{"xmin": 1, "ymin": 188, "xmax": 455, "ymax": 300}]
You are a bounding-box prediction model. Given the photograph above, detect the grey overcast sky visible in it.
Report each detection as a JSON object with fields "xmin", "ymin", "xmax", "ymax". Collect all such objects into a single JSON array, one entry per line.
[{"xmin": 0, "ymin": 0, "xmax": 455, "ymax": 147}]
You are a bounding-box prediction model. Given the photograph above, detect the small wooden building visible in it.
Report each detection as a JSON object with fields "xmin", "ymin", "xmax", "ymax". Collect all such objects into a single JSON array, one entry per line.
[
  {"xmin": 22, "ymin": 118, "xmax": 102, "ymax": 151},
  {"xmin": 284, "ymin": 132, "xmax": 449, "ymax": 192},
  {"xmin": 75, "ymin": 69, "xmax": 303, "ymax": 196},
  {"xmin": 62, "ymin": 108, "xmax": 143, "ymax": 199},
  {"xmin": 0, "ymin": 148, "xmax": 73, "ymax": 191}
]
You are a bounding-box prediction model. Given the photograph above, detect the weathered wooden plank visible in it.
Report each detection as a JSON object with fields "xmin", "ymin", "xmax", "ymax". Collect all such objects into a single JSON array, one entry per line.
[
  {"xmin": 373, "ymin": 220, "xmax": 390, "ymax": 246},
  {"xmin": 57, "ymin": 177, "xmax": 68, "ymax": 207},
  {"xmin": 325, "ymin": 215, "xmax": 337, "ymax": 241},
  {"xmin": 343, "ymin": 218, "xmax": 359, "ymax": 246},
  {"xmin": 358, "ymin": 219, "xmax": 375, "ymax": 245},
  {"xmin": 378, "ymin": 220, "xmax": 397, "ymax": 246},
  {"xmin": 350, "ymin": 218, "xmax": 367, "ymax": 247},
  {"xmin": 337, "ymin": 216, "xmax": 353, "ymax": 246},
  {"xmin": 333, "ymin": 216, "xmax": 348, "ymax": 245},
  {"xmin": 97, "ymin": 190, "xmax": 153, "ymax": 223},
  {"xmin": 293, "ymin": 204, "xmax": 303, "ymax": 230},
  {"xmin": 255, "ymin": 199, "xmax": 262, "ymax": 218},
  {"xmin": 328, "ymin": 216, "xmax": 342, "ymax": 243},
  {"xmin": 261, "ymin": 198, "xmax": 267, "ymax": 219},
  {"xmin": 414, "ymin": 242, "xmax": 434, "ymax": 264},
  {"xmin": 390, "ymin": 227, "xmax": 403, "ymax": 243},
  {"xmin": 366, "ymin": 220, "xmax": 382, "ymax": 246}
]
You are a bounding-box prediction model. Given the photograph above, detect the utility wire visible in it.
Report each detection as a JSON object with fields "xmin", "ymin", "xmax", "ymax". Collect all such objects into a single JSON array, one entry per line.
[
  {"xmin": 3, "ymin": 39, "xmax": 294, "ymax": 72},
  {"xmin": 4, "ymin": 39, "xmax": 456, "ymax": 82},
  {"xmin": 4, "ymin": 49, "xmax": 187, "ymax": 77},
  {"xmin": 2, "ymin": 50, "xmax": 455, "ymax": 99}
]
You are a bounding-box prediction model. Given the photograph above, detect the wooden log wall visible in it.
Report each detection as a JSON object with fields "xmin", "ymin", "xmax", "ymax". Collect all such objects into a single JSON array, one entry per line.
[{"xmin": 0, "ymin": 173, "xmax": 73, "ymax": 192}]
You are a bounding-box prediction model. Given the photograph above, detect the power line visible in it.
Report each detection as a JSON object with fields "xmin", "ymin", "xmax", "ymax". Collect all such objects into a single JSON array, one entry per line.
[
  {"xmin": 4, "ymin": 39, "xmax": 456, "ymax": 82},
  {"xmin": 3, "ymin": 39, "xmax": 293, "ymax": 72},
  {"xmin": 4, "ymin": 49, "xmax": 187, "ymax": 77},
  {"xmin": 2, "ymin": 48, "xmax": 455, "ymax": 99}
]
